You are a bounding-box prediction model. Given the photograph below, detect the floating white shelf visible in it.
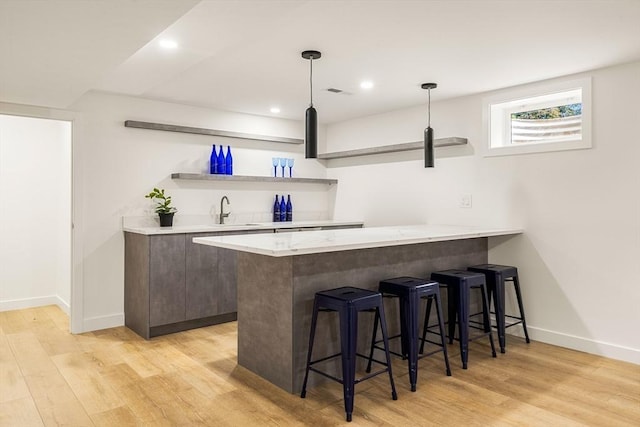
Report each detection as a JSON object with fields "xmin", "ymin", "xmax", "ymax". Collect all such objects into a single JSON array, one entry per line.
[
  {"xmin": 125, "ymin": 120, "xmax": 303, "ymax": 145},
  {"xmin": 171, "ymin": 173, "xmax": 337, "ymax": 185},
  {"xmin": 318, "ymin": 137, "xmax": 467, "ymax": 160}
]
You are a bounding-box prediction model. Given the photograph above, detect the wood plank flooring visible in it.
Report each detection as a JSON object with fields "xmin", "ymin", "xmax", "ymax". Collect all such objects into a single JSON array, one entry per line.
[{"xmin": 1, "ymin": 305, "xmax": 638, "ymax": 426}]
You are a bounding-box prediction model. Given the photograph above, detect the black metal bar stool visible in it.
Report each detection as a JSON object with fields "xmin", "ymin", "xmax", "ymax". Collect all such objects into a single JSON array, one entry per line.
[
  {"xmin": 366, "ymin": 277, "xmax": 451, "ymax": 392},
  {"xmin": 300, "ymin": 286, "xmax": 397, "ymax": 423},
  {"xmin": 430, "ymin": 270, "xmax": 497, "ymax": 369},
  {"xmin": 468, "ymin": 264, "xmax": 530, "ymax": 353}
]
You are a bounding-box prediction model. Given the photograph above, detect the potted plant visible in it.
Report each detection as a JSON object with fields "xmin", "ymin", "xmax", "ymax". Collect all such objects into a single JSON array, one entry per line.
[{"xmin": 145, "ymin": 188, "xmax": 177, "ymax": 227}]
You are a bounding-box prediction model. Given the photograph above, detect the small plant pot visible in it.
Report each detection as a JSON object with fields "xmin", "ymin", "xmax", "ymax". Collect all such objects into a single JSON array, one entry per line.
[{"xmin": 158, "ymin": 212, "xmax": 175, "ymax": 227}]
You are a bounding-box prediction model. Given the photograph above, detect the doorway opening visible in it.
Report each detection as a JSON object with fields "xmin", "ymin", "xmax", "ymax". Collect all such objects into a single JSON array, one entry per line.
[{"xmin": 0, "ymin": 114, "xmax": 72, "ymax": 324}]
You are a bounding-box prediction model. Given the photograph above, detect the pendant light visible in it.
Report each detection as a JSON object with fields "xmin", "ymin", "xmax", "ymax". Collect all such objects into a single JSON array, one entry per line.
[
  {"xmin": 422, "ymin": 83, "xmax": 437, "ymax": 168},
  {"xmin": 302, "ymin": 50, "xmax": 321, "ymax": 159}
]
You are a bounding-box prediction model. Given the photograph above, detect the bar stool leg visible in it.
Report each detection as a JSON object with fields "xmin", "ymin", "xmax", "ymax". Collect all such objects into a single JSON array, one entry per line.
[
  {"xmin": 300, "ymin": 298, "xmax": 320, "ymax": 399},
  {"xmin": 419, "ymin": 294, "xmax": 452, "ymax": 377},
  {"xmin": 376, "ymin": 303, "xmax": 398, "ymax": 401},
  {"xmin": 447, "ymin": 284, "xmax": 457, "ymax": 344},
  {"xmin": 480, "ymin": 283, "xmax": 498, "ymax": 359},
  {"xmin": 492, "ymin": 279, "xmax": 507, "ymax": 353},
  {"xmin": 419, "ymin": 296, "xmax": 432, "ymax": 355},
  {"xmin": 512, "ymin": 276, "xmax": 531, "ymax": 343},
  {"xmin": 457, "ymin": 285, "xmax": 470, "ymax": 369},
  {"xmin": 399, "ymin": 297, "xmax": 410, "ymax": 360},
  {"xmin": 365, "ymin": 309, "xmax": 380, "ymax": 373},
  {"xmin": 433, "ymin": 292, "xmax": 452, "ymax": 376},
  {"xmin": 339, "ymin": 305, "xmax": 358, "ymax": 422},
  {"xmin": 404, "ymin": 294, "xmax": 419, "ymax": 391}
]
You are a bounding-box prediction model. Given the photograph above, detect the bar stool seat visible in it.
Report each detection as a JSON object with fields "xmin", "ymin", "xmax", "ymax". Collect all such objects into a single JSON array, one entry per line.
[
  {"xmin": 366, "ymin": 277, "xmax": 451, "ymax": 392},
  {"xmin": 468, "ymin": 264, "xmax": 530, "ymax": 353},
  {"xmin": 430, "ymin": 270, "xmax": 497, "ymax": 369},
  {"xmin": 300, "ymin": 286, "xmax": 397, "ymax": 422}
]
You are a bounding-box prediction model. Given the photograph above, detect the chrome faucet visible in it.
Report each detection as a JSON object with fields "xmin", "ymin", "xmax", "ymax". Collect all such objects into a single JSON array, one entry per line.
[{"xmin": 219, "ymin": 196, "xmax": 230, "ymax": 224}]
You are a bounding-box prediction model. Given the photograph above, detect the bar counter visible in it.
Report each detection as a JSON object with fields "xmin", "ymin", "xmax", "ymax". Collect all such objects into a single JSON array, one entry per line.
[{"xmin": 194, "ymin": 225, "xmax": 522, "ymax": 393}]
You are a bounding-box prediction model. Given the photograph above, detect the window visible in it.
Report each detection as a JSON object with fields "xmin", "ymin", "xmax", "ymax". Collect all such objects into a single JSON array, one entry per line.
[{"xmin": 483, "ymin": 77, "xmax": 591, "ymax": 156}]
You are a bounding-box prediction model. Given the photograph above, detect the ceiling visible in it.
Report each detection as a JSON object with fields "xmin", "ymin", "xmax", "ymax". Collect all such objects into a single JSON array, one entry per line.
[{"xmin": 2, "ymin": 0, "xmax": 639, "ymax": 124}]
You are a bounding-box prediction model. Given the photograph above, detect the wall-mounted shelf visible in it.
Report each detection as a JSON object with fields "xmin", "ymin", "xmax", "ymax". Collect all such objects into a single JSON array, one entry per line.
[
  {"xmin": 318, "ymin": 137, "xmax": 467, "ymax": 160},
  {"xmin": 125, "ymin": 120, "xmax": 303, "ymax": 145},
  {"xmin": 171, "ymin": 173, "xmax": 337, "ymax": 185}
]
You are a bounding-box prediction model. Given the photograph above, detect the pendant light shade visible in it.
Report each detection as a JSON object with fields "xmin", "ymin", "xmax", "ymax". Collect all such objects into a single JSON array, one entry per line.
[
  {"xmin": 302, "ymin": 50, "xmax": 321, "ymax": 159},
  {"xmin": 305, "ymin": 105, "xmax": 317, "ymax": 158},
  {"xmin": 421, "ymin": 83, "xmax": 437, "ymax": 168},
  {"xmin": 424, "ymin": 126, "xmax": 434, "ymax": 168}
]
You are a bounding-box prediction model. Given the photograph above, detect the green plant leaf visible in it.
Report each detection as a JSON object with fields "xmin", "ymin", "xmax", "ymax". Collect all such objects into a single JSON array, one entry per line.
[{"xmin": 145, "ymin": 187, "xmax": 176, "ymax": 213}]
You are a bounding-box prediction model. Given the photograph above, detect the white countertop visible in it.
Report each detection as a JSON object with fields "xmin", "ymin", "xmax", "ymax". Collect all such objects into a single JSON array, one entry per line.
[
  {"xmin": 193, "ymin": 224, "xmax": 523, "ymax": 257},
  {"xmin": 123, "ymin": 220, "xmax": 364, "ymax": 235}
]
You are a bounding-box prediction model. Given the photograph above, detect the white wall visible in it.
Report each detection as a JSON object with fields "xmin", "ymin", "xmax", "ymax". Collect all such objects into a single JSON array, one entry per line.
[
  {"xmin": 325, "ymin": 61, "xmax": 640, "ymax": 364},
  {"xmin": 69, "ymin": 91, "xmax": 330, "ymax": 331},
  {"xmin": 0, "ymin": 114, "xmax": 71, "ymax": 312},
  {"xmin": 3, "ymin": 63, "xmax": 637, "ymax": 364}
]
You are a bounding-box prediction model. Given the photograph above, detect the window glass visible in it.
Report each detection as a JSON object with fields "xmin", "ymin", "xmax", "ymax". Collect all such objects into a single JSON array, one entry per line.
[
  {"xmin": 511, "ymin": 102, "xmax": 582, "ymax": 144},
  {"xmin": 484, "ymin": 78, "xmax": 591, "ymax": 156}
]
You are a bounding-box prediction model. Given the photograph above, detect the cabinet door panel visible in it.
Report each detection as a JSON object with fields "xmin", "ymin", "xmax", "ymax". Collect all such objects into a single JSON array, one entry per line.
[
  {"xmin": 124, "ymin": 232, "xmax": 150, "ymax": 338},
  {"xmin": 149, "ymin": 235, "xmax": 186, "ymax": 326},
  {"xmin": 215, "ymin": 230, "xmax": 274, "ymax": 314},
  {"xmin": 186, "ymin": 233, "xmax": 219, "ymax": 320},
  {"xmin": 217, "ymin": 247, "xmax": 237, "ymax": 314},
  {"xmin": 186, "ymin": 230, "xmax": 274, "ymax": 319}
]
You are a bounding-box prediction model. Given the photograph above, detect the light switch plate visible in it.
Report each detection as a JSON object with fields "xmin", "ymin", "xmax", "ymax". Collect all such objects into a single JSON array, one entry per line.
[{"xmin": 460, "ymin": 194, "xmax": 472, "ymax": 208}]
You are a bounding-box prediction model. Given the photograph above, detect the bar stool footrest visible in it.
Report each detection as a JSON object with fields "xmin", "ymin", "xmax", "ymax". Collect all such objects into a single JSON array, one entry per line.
[
  {"xmin": 309, "ymin": 352, "xmax": 392, "ymax": 385},
  {"xmin": 371, "ymin": 343, "xmax": 406, "ymax": 360}
]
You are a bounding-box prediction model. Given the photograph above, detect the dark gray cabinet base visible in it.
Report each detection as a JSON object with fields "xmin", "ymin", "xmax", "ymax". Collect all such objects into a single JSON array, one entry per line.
[
  {"xmin": 124, "ymin": 224, "xmax": 363, "ymax": 339},
  {"xmin": 124, "ymin": 231, "xmax": 262, "ymax": 339}
]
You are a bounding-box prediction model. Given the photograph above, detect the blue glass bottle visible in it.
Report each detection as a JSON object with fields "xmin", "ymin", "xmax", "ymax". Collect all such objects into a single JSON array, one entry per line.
[
  {"xmin": 273, "ymin": 195, "xmax": 280, "ymax": 222},
  {"xmin": 209, "ymin": 144, "xmax": 218, "ymax": 174},
  {"xmin": 279, "ymin": 195, "xmax": 286, "ymax": 222},
  {"xmin": 217, "ymin": 145, "xmax": 226, "ymax": 175},
  {"xmin": 286, "ymin": 195, "xmax": 292, "ymax": 222},
  {"xmin": 225, "ymin": 145, "xmax": 233, "ymax": 175}
]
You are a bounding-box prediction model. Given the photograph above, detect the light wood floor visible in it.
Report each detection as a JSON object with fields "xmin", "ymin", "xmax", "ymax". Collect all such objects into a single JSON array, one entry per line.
[{"xmin": 1, "ymin": 305, "xmax": 638, "ymax": 426}]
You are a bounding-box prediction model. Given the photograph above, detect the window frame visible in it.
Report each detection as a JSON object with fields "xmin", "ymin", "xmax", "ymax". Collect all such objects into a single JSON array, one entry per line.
[{"xmin": 483, "ymin": 77, "xmax": 592, "ymax": 157}]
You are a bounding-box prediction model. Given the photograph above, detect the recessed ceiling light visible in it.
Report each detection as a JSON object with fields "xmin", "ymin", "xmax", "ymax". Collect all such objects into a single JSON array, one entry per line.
[
  {"xmin": 270, "ymin": 107, "xmax": 281, "ymax": 114},
  {"xmin": 360, "ymin": 81, "xmax": 374, "ymax": 90},
  {"xmin": 159, "ymin": 39, "xmax": 178, "ymax": 49}
]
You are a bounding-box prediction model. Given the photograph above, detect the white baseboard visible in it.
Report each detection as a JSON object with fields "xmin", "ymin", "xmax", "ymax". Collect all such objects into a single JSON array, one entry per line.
[
  {"xmin": 82, "ymin": 313, "xmax": 124, "ymax": 333},
  {"xmin": 4, "ymin": 297, "xmax": 637, "ymax": 365},
  {"xmin": 0, "ymin": 295, "xmax": 68, "ymax": 313},
  {"xmin": 522, "ymin": 326, "xmax": 640, "ymax": 365},
  {"xmin": 55, "ymin": 296, "xmax": 70, "ymax": 315},
  {"xmin": 0, "ymin": 297, "xmax": 123, "ymax": 333}
]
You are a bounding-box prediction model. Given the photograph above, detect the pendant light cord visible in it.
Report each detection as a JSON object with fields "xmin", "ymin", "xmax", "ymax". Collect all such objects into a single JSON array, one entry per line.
[
  {"xmin": 309, "ymin": 58, "xmax": 314, "ymax": 107},
  {"xmin": 427, "ymin": 88, "xmax": 431, "ymax": 128}
]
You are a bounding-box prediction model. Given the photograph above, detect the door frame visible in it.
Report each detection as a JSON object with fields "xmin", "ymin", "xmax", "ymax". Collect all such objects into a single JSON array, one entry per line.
[{"xmin": 0, "ymin": 102, "xmax": 83, "ymax": 333}]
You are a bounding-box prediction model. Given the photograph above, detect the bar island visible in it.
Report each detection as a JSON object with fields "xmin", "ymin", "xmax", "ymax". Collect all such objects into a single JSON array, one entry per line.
[{"xmin": 194, "ymin": 224, "xmax": 522, "ymax": 393}]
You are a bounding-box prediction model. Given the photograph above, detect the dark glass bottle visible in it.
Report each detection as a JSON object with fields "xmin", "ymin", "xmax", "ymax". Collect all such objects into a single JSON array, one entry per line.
[
  {"xmin": 217, "ymin": 145, "xmax": 226, "ymax": 175},
  {"xmin": 210, "ymin": 144, "xmax": 218, "ymax": 174},
  {"xmin": 286, "ymin": 195, "xmax": 292, "ymax": 222},
  {"xmin": 279, "ymin": 195, "xmax": 286, "ymax": 222},
  {"xmin": 273, "ymin": 195, "xmax": 280, "ymax": 222},
  {"xmin": 225, "ymin": 145, "xmax": 233, "ymax": 175}
]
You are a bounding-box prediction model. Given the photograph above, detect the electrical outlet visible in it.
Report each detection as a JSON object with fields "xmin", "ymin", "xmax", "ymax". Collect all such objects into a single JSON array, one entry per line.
[{"xmin": 460, "ymin": 194, "xmax": 472, "ymax": 208}]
